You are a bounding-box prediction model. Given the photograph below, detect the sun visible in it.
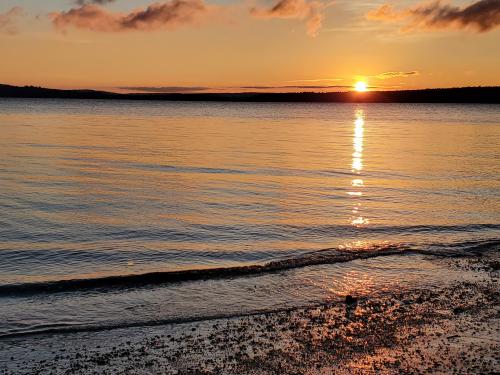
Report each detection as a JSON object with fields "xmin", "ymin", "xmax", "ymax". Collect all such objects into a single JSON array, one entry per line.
[{"xmin": 354, "ymin": 81, "xmax": 368, "ymax": 92}]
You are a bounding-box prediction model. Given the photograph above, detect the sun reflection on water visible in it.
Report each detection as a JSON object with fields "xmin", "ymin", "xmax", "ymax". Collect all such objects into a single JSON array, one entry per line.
[{"xmin": 349, "ymin": 110, "xmax": 369, "ymax": 227}]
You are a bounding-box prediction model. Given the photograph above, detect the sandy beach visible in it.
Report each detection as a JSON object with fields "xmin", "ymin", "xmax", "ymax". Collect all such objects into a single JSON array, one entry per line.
[{"xmin": 2, "ymin": 249, "xmax": 498, "ymax": 375}]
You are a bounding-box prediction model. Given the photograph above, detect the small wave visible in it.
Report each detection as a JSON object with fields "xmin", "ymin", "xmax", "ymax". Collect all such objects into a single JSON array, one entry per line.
[
  {"xmin": 1, "ymin": 239, "xmax": 498, "ymax": 298},
  {"xmin": 0, "ymin": 244, "xmax": 405, "ymax": 297},
  {"xmin": 0, "ymin": 303, "xmax": 320, "ymax": 340}
]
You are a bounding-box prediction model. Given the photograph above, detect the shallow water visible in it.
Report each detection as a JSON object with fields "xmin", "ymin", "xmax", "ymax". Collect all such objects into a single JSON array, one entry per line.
[{"xmin": 0, "ymin": 99, "xmax": 499, "ymax": 337}]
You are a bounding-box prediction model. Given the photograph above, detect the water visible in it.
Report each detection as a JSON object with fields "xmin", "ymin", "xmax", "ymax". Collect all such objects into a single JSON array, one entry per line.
[{"xmin": 0, "ymin": 99, "xmax": 499, "ymax": 338}]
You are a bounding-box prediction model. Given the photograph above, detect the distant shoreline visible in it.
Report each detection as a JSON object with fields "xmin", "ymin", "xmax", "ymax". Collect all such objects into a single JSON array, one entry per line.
[{"xmin": 1, "ymin": 84, "xmax": 499, "ymax": 103}]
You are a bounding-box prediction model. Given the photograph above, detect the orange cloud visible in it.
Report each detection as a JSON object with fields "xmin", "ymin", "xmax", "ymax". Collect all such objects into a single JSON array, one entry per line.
[
  {"xmin": 50, "ymin": 1, "xmax": 213, "ymax": 32},
  {"xmin": 367, "ymin": 0, "xmax": 500, "ymax": 33},
  {"xmin": 376, "ymin": 71, "xmax": 419, "ymax": 79},
  {"xmin": 0, "ymin": 6, "xmax": 23, "ymax": 34},
  {"xmin": 251, "ymin": 0, "xmax": 327, "ymax": 36},
  {"xmin": 75, "ymin": 0, "xmax": 116, "ymax": 5}
]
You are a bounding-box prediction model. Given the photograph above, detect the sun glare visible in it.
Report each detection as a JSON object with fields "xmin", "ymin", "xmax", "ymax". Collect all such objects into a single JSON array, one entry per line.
[{"xmin": 354, "ymin": 81, "xmax": 368, "ymax": 92}]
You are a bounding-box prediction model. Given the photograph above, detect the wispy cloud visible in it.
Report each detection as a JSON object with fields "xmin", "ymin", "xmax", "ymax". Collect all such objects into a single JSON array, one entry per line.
[
  {"xmin": 116, "ymin": 85, "xmax": 357, "ymax": 93},
  {"xmin": 0, "ymin": 6, "xmax": 23, "ymax": 34},
  {"xmin": 119, "ymin": 86, "xmax": 210, "ymax": 92},
  {"xmin": 50, "ymin": 0, "xmax": 214, "ymax": 32},
  {"xmin": 286, "ymin": 78, "xmax": 343, "ymax": 83},
  {"xmin": 375, "ymin": 71, "xmax": 419, "ymax": 79},
  {"xmin": 367, "ymin": 0, "xmax": 500, "ymax": 33},
  {"xmin": 75, "ymin": 0, "xmax": 116, "ymax": 5},
  {"xmin": 240, "ymin": 85, "xmax": 353, "ymax": 89},
  {"xmin": 251, "ymin": 0, "xmax": 328, "ymax": 36}
]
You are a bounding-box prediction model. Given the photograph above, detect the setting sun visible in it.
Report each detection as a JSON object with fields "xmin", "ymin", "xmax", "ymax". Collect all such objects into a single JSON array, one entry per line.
[{"xmin": 354, "ymin": 81, "xmax": 368, "ymax": 92}]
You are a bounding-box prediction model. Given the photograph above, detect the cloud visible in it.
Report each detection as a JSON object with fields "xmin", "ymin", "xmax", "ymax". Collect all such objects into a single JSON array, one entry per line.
[
  {"xmin": 119, "ymin": 86, "xmax": 210, "ymax": 92},
  {"xmin": 121, "ymin": 85, "xmax": 357, "ymax": 92},
  {"xmin": 367, "ymin": 0, "xmax": 500, "ymax": 33},
  {"xmin": 240, "ymin": 85, "xmax": 352, "ymax": 89},
  {"xmin": 375, "ymin": 71, "xmax": 419, "ymax": 79},
  {"xmin": 251, "ymin": 0, "xmax": 327, "ymax": 36},
  {"xmin": 75, "ymin": 0, "xmax": 116, "ymax": 5},
  {"xmin": 287, "ymin": 78, "xmax": 343, "ymax": 83},
  {"xmin": 0, "ymin": 6, "xmax": 23, "ymax": 34},
  {"xmin": 50, "ymin": 0, "xmax": 213, "ymax": 32}
]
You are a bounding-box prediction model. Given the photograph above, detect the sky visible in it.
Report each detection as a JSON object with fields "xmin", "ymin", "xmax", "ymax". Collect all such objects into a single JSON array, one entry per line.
[{"xmin": 0, "ymin": 0, "xmax": 499, "ymax": 92}]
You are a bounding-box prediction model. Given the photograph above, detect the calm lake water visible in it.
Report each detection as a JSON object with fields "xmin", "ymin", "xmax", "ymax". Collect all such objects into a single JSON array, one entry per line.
[{"xmin": 0, "ymin": 99, "xmax": 499, "ymax": 337}]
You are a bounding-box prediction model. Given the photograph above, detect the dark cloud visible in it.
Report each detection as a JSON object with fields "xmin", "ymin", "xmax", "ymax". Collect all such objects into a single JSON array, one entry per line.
[
  {"xmin": 367, "ymin": 0, "xmax": 500, "ymax": 33},
  {"xmin": 240, "ymin": 85, "xmax": 353, "ymax": 89},
  {"xmin": 120, "ymin": 86, "xmax": 210, "ymax": 92},
  {"xmin": 251, "ymin": 0, "xmax": 326, "ymax": 36},
  {"xmin": 120, "ymin": 85, "xmax": 354, "ymax": 92},
  {"xmin": 0, "ymin": 6, "xmax": 23, "ymax": 34},
  {"xmin": 50, "ymin": 0, "xmax": 212, "ymax": 32},
  {"xmin": 75, "ymin": 0, "xmax": 116, "ymax": 5},
  {"xmin": 376, "ymin": 71, "xmax": 419, "ymax": 79}
]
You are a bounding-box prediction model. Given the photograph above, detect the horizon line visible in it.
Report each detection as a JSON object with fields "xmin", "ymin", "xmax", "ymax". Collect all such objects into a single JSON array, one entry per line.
[{"xmin": 2, "ymin": 83, "xmax": 500, "ymax": 95}]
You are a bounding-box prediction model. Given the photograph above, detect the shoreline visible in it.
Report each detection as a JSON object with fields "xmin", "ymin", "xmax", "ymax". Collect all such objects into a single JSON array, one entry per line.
[
  {"xmin": 1, "ymin": 85, "xmax": 499, "ymax": 104},
  {"xmin": 1, "ymin": 250, "xmax": 498, "ymax": 374}
]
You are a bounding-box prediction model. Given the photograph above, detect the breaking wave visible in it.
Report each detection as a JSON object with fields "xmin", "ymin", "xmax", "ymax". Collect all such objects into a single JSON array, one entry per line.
[{"xmin": 1, "ymin": 239, "xmax": 498, "ymax": 298}]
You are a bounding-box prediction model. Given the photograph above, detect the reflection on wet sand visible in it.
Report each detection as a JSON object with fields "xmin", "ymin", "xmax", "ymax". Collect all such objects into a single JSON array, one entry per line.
[{"xmin": 349, "ymin": 110, "xmax": 369, "ymax": 227}]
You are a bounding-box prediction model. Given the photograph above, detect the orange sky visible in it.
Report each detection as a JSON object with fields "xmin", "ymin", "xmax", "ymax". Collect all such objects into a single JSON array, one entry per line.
[{"xmin": 0, "ymin": 0, "xmax": 499, "ymax": 92}]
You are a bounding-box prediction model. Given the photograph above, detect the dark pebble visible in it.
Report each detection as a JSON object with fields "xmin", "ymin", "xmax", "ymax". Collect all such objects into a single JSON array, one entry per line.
[{"xmin": 345, "ymin": 295, "xmax": 357, "ymax": 305}]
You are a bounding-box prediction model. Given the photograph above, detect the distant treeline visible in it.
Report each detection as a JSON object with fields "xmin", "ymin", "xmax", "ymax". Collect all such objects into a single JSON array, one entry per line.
[{"xmin": 0, "ymin": 84, "xmax": 498, "ymax": 103}]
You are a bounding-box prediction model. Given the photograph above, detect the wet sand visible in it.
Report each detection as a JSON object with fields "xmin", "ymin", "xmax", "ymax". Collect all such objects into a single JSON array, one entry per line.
[{"xmin": 1, "ymin": 251, "xmax": 498, "ymax": 374}]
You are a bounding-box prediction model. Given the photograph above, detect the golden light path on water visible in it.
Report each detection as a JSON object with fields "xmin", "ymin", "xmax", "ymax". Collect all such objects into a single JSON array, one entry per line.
[
  {"xmin": 349, "ymin": 109, "xmax": 369, "ymax": 228},
  {"xmin": 321, "ymin": 109, "xmax": 377, "ymax": 297}
]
